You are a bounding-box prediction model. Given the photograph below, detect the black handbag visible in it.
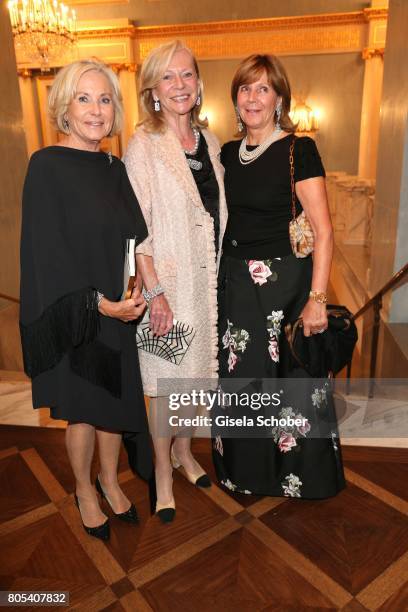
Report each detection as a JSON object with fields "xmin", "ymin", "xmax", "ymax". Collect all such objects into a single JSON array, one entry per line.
[{"xmin": 284, "ymin": 305, "xmax": 358, "ymax": 377}]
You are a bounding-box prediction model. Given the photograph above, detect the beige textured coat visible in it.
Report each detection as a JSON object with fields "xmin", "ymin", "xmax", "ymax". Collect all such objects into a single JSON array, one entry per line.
[{"xmin": 124, "ymin": 126, "xmax": 228, "ymax": 396}]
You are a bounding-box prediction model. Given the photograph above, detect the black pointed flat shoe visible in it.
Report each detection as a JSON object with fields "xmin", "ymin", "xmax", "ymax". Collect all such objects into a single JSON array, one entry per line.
[
  {"xmin": 74, "ymin": 494, "xmax": 110, "ymax": 541},
  {"xmin": 95, "ymin": 476, "xmax": 139, "ymax": 524}
]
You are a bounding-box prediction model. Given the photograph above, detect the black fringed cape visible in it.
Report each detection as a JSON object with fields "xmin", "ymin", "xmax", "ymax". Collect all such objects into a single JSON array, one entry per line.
[{"xmin": 20, "ymin": 146, "xmax": 153, "ymax": 480}]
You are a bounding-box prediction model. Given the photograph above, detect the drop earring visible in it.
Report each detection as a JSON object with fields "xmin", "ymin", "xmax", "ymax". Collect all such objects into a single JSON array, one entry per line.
[
  {"xmin": 275, "ymin": 100, "xmax": 282, "ymax": 130},
  {"xmin": 153, "ymin": 97, "xmax": 160, "ymax": 112},
  {"xmin": 196, "ymin": 94, "xmax": 201, "ymax": 106},
  {"xmin": 236, "ymin": 108, "xmax": 244, "ymax": 133},
  {"xmin": 62, "ymin": 117, "xmax": 69, "ymax": 131}
]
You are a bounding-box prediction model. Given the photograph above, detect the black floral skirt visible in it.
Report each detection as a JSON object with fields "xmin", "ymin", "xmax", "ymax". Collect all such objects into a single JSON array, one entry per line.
[{"xmin": 212, "ymin": 254, "xmax": 346, "ymax": 499}]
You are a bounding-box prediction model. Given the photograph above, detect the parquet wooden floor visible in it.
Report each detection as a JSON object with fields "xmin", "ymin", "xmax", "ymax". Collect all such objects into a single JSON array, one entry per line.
[{"xmin": 0, "ymin": 425, "xmax": 407, "ymax": 612}]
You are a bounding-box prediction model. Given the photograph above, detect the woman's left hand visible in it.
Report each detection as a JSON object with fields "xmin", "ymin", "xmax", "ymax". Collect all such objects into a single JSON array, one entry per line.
[{"xmin": 300, "ymin": 299, "xmax": 328, "ymax": 337}]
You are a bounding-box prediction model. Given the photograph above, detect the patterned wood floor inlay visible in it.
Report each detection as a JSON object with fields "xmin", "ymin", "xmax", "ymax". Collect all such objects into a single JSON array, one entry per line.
[{"xmin": 0, "ymin": 425, "xmax": 407, "ymax": 611}]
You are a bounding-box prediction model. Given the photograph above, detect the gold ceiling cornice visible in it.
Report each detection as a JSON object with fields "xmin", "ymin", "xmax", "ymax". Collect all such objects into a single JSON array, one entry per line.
[
  {"xmin": 133, "ymin": 11, "xmax": 367, "ymax": 38},
  {"xmin": 77, "ymin": 26, "xmax": 136, "ymax": 39},
  {"xmin": 77, "ymin": 10, "xmax": 384, "ymax": 40}
]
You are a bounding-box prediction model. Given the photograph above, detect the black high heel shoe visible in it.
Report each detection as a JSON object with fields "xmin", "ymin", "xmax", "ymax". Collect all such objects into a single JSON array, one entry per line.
[
  {"xmin": 95, "ymin": 476, "xmax": 139, "ymax": 524},
  {"xmin": 74, "ymin": 493, "xmax": 110, "ymax": 541}
]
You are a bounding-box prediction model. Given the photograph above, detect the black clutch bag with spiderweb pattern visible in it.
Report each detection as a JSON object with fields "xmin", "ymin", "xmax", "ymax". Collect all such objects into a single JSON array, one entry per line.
[{"xmin": 136, "ymin": 319, "xmax": 196, "ymax": 365}]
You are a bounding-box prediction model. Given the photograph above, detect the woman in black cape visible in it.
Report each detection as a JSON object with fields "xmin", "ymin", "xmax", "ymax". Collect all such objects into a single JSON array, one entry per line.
[{"xmin": 20, "ymin": 59, "xmax": 153, "ymax": 540}]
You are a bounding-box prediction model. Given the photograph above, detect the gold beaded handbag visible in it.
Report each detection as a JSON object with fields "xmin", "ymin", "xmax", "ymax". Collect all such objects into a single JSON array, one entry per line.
[{"xmin": 288, "ymin": 137, "xmax": 314, "ymax": 258}]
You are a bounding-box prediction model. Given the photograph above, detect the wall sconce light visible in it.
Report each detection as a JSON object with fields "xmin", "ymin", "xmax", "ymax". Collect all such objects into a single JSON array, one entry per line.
[{"xmin": 290, "ymin": 99, "xmax": 320, "ymax": 134}]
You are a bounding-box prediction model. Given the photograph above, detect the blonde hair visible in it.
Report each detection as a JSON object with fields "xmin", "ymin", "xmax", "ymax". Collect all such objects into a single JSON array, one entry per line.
[
  {"xmin": 231, "ymin": 54, "xmax": 296, "ymax": 136},
  {"xmin": 139, "ymin": 40, "xmax": 208, "ymax": 133},
  {"xmin": 48, "ymin": 59, "xmax": 123, "ymax": 136}
]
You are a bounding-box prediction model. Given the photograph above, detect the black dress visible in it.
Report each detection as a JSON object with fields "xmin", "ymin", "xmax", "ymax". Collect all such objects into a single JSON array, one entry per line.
[
  {"xmin": 20, "ymin": 146, "xmax": 152, "ymax": 479},
  {"xmin": 212, "ymin": 135, "xmax": 346, "ymax": 499}
]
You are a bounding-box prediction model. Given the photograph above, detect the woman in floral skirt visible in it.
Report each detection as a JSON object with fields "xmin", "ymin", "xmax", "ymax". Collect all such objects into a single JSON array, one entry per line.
[{"xmin": 212, "ymin": 54, "xmax": 345, "ymax": 499}]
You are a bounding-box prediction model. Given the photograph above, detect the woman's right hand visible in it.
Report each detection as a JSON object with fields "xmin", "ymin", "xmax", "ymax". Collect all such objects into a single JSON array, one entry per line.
[
  {"xmin": 99, "ymin": 295, "xmax": 146, "ymax": 322},
  {"xmin": 149, "ymin": 294, "xmax": 173, "ymax": 336}
]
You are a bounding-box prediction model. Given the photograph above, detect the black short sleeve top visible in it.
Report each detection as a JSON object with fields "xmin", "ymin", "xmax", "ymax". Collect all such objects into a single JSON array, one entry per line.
[{"xmin": 221, "ymin": 134, "xmax": 325, "ymax": 258}]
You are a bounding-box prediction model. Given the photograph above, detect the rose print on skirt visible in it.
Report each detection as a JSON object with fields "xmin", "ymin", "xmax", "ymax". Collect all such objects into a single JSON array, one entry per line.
[
  {"xmin": 266, "ymin": 310, "xmax": 284, "ymax": 363},
  {"xmin": 271, "ymin": 406, "xmax": 311, "ymax": 453},
  {"xmin": 247, "ymin": 260, "xmax": 272, "ymax": 285},
  {"xmin": 278, "ymin": 432, "xmax": 297, "ymax": 453},
  {"xmin": 246, "ymin": 259, "xmax": 279, "ymax": 285},
  {"xmin": 282, "ymin": 473, "xmax": 302, "ymax": 497},
  {"xmin": 222, "ymin": 320, "xmax": 250, "ymax": 372}
]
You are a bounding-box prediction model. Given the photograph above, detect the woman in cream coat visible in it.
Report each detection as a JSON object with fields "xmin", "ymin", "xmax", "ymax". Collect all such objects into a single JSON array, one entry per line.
[{"xmin": 124, "ymin": 40, "xmax": 227, "ymax": 523}]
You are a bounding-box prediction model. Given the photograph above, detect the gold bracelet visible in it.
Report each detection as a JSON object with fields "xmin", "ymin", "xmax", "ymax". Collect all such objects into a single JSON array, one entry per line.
[{"xmin": 309, "ymin": 290, "xmax": 327, "ymax": 304}]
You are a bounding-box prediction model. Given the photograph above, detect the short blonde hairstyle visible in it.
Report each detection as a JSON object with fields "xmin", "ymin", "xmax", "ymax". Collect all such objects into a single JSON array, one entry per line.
[
  {"xmin": 231, "ymin": 54, "xmax": 297, "ymax": 136},
  {"xmin": 139, "ymin": 40, "xmax": 208, "ymax": 133},
  {"xmin": 48, "ymin": 59, "xmax": 123, "ymax": 136}
]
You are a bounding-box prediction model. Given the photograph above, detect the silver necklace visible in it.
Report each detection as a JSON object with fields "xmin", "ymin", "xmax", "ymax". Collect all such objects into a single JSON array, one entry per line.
[
  {"xmin": 184, "ymin": 128, "xmax": 202, "ymax": 170},
  {"xmin": 238, "ymin": 126, "xmax": 282, "ymax": 165}
]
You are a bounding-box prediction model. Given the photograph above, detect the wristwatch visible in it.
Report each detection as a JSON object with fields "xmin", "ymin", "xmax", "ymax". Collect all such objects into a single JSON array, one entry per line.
[{"xmin": 309, "ymin": 290, "xmax": 327, "ymax": 304}]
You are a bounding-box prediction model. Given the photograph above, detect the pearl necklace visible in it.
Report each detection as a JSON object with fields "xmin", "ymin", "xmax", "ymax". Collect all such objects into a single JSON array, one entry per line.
[
  {"xmin": 184, "ymin": 127, "xmax": 202, "ymax": 171},
  {"xmin": 184, "ymin": 128, "xmax": 200, "ymax": 155},
  {"xmin": 238, "ymin": 126, "xmax": 282, "ymax": 165}
]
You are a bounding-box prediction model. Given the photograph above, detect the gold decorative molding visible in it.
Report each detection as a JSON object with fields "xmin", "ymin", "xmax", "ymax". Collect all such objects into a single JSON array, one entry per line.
[
  {"xmin": 77, "ymin": 26, "xmax": 136, "ymax": 40},
  {"xmin": 362, "ymin": 47, "xmax": 385, "ymax": 60},
  {"xmin": 70, "ymin": 0, "xmax": 129, "ymax": 4},
  {"xmin": 135, "ymin": 12, "xmax": 367, "ymax": 39},
  {"xmin": 363, "ymin": 7, "xmax": 389, "ymax": 21},
  {"xmin": 133, "ymin": 13, "xmax": 368, "ymax": 62},
  {"xmin": 110, "ymin": 62, "xmax": 137, "ymax": 73},
  {"xmin": 17, "ymin": 68, "xmax": 33, "ymax": 77}
]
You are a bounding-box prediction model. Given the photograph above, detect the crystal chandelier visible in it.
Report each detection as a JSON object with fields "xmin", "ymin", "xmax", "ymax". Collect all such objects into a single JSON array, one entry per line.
[{"xmin": 8, "ymin": 0, "xmax": 77, "ymax": 71}]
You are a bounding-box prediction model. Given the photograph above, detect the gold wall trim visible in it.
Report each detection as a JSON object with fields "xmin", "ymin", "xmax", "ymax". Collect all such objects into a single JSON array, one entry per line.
[
  {"xmin": 363, "ymin": 7, "xmax": 389, "ymax": 21},
  {"xmin": 70, "ymin": 0, "xmax": 129, "ymax": 4},
  {"xmin": 78, "ymin": 8, "xmax": 389, "ymax": 41},
  {"xmin": 76, "ymin": 9, "xmax": 388, "ymax": 62},
  {"xmin": 77, "ymin": 26, "xmax": 136, "ymax": 39},
  {"xmin": 362, "ymin": 47, "xmax": 385, "ymax": 60},
  {"xmin": 110, "ymin": 62, "xmax": 137, "ymax": 72},
  {"xmin": 134, "ymin": 11, "xmax": 367, "ymax": 38}
]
